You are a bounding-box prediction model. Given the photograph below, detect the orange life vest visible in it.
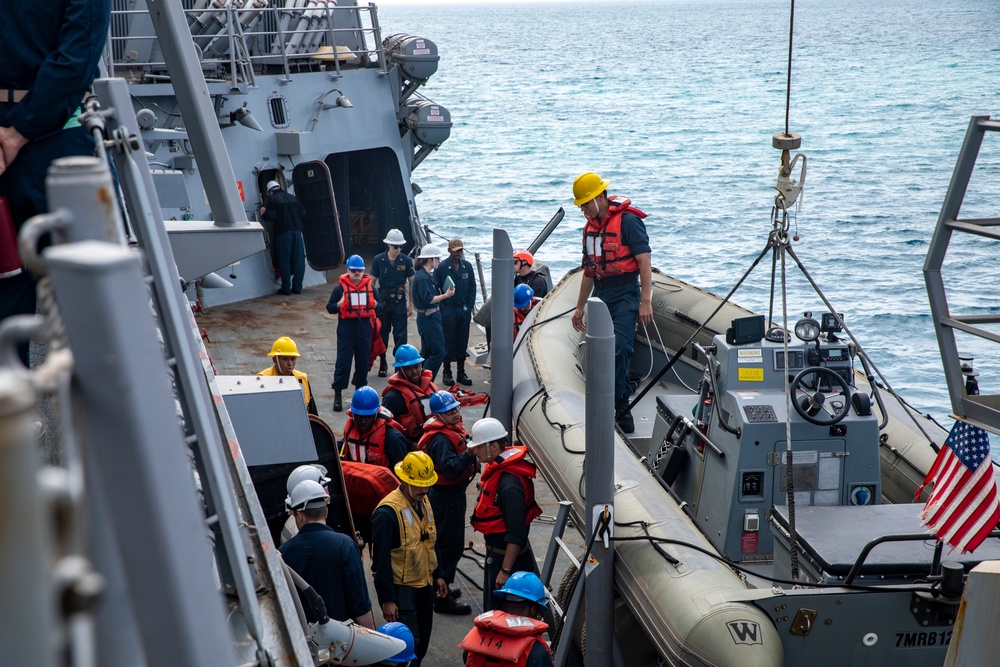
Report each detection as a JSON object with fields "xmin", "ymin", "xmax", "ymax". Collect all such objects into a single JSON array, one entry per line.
[
  {"xmin": 459, "ymin": 610, "xmax": 550, "ymax": 667},
  {"xmin": 383, "ymin": 371, "xmax": 438, "ymax": 440},
  {"xmin": 582, "ymin": 197, "xmax": 646, "ymax": 279},
  {"xmin": 416, "ymin": 417, "xmax": 475, "ymax": 486},
  {"xmin": 338, "ymin": 273, "xmax": 377, "ymax": 319},
  {"xmin": 513, "ymin": 297, "xmax": 541, "ymax": 338},
  {"xmin": 342, "ymin": 407, "xmax": 405, "ymax": 468},
  {"xmin": 471, "ymin": 446, "xmax": 542, "ymax": 536}
]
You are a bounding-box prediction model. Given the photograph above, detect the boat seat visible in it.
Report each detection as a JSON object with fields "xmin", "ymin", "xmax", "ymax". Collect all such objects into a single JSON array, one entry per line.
[{"xmin": 771, "ymin": 504, "xmax": 1000, "ymax": 583}]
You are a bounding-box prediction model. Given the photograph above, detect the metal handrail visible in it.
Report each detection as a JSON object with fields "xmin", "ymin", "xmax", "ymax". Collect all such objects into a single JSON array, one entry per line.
[
  {"xmin": 843, "ymin": 530, "xmax": 1000, "ymax": 585},
  {"xmin": 107, "ymin": 5, "xmax": 386, "ymax": 80}
]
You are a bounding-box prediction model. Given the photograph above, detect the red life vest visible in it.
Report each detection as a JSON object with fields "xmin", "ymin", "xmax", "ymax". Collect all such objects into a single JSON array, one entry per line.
[
  {"xmin": 382, "ymin": 371, "xmax": 438, "ymax": 440},
  {"xmin": 342, "ymin": 407, "xmax": 404, "ymax": 468},
  {"xmin": 340, "ymin": 461, "xmax": 400, "ymax": 516},
  {"xmin": 459, "ymin": 610, "xmax": 550, "ymax": 667},
  {"xmin": 338, "ymin": 273, "xmax": 377, "ymax": 319},
  {"xmin": 513, "ymin": 297, "xmax": 541, "ymax": 338},
  {"xmin": 582, "ymin": 197, "xmax": 646, "ymax": 279},
  {"xmin": 416, "ymin": 416, "xmax": 475, "ymax": 486},
  {"xmin": 471, "ymin": 446, "xmax": 543, "ymax": 535}
]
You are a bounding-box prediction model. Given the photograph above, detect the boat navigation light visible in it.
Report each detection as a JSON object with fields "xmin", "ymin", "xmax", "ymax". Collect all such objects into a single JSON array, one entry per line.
[{"xmin": 794, "ymin": 316, "xmax": 820, "ymax": 343}]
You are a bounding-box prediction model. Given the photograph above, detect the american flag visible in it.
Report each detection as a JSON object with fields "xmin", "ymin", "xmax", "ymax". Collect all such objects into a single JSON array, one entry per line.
[{"xmin": 918, "ymin": 420, "xmax": 1000, "ymax": 553}]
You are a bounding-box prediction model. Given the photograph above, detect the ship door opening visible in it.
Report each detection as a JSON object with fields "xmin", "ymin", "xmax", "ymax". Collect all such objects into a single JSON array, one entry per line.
[{"xmin": 324, "ymin": 148, "xmax": 415, "ymax": 260}]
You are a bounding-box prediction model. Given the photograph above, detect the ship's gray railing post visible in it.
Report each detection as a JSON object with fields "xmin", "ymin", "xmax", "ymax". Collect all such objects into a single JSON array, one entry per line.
[
  {"xmin": 0, "ymin": 371, "xmax": 57, "ymax": 667},
  {"xmin": 79, "ymin": 85, "xmax": 309, "ymax": 663},
  {"xmin": 490, "ymin": 229, "xmax": 515, "ymax": 435},
  {"xmin": 369, "ymin": 3, "xmax": 388, "ymax": 74},
  {"xmin": 923, "ymin": 114, "xmax": 1000, "ymax": 432},
  {"xmin": 45, "ymin": 239, "xmax": 240, "ymax": 667},
  {"xmin": 584, "ymin": 296, "xmax": 615, "ymax": 667}
]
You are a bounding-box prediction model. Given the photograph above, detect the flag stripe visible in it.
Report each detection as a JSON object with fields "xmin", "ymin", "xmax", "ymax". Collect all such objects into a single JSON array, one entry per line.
[{"xmin": 919, "ymin": 420, "xmax": 1000, "ymax": 554}]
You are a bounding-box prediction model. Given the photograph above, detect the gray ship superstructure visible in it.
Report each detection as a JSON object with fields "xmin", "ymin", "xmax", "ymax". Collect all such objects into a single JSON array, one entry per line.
[{"xmin": 110, "ymin": 0, "xmax": 451, "ymax": 304}]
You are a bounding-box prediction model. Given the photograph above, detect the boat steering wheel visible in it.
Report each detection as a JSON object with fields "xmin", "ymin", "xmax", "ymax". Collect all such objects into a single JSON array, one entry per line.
[{"xmin": 791, "ymin": 367, "xmax": 851, "ymax": 426}]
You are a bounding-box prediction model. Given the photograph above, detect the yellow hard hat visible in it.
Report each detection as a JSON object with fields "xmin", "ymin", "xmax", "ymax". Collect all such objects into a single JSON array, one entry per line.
[
  {"xmin": 394, "ymin": 451, "xmax": 438, "ymax": 487},
  {"xmin": 572, "ymin": 171, "xmax": 610, "ymax": 206},
  {"xmin": 268, "ymin": 336, "xmax": 301, "ymax": 357}
]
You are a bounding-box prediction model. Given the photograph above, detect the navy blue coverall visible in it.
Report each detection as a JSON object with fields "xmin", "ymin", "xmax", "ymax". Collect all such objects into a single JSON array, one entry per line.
[
  {"xmin": 260, "ymin": 188, "xmax": 306, "ymax": 294},
  {"xmin": 278, "ymin": 522, "xmax": 372, "ymax": 624},
  {"xmin": 0, "ymin": 0, "xmax": 111, "ymax": 364},
  {"xmin": 372, "ymin": 250, "xmax": 414, "ymax": 355},
  {"xmin": 413, "ymin": 267, "xmax": 445, "ymax": 382},
  {"xmin": 434, "ymin": 257, "xmax": 477, "ymax": 370}
]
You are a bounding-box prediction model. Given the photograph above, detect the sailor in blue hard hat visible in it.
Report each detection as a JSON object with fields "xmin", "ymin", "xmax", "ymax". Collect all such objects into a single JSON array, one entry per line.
[
  {"xmin": 375, "ymin": 622, "xmax": 418, "ymax": 665},
  {"xmin": 417, "ymin": 390, "xmax": 475, "ymax": 616},
  {"xmin": 327, "ymin": 255, "xmax": 382, "ymax": 412},
  {"xmin": 513, "ymin": 284, "xmax": 540, "ymax": 339},
  {"xmin": 459, "ymin": 571, "xmax": 552, "ymax": 666},
  {"xmin": 381, "ymin": 344, "xmax": 440, "ymax": 443},
  {"xmin": 341, "ymin": 386, "xmax": 410, "ymax": 470}
]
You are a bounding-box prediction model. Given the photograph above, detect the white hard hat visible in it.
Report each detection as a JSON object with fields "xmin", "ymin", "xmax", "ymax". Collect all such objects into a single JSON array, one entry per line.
[
  {"xmin": 383, "ymin": 229, "xmax": 406, "ymax": 245},
  {"xmin": 289, "ymin": 479, "xmax": 330, "ymax": 511},
  {"xmin": 468, "ymin": 417, "xmax": 508, "ymax": 448},
  {"xmin": 266, "ymin": 180, "xmax": 281, "ymax": 192},
  {"xmin": 417, "ymin": 243, "xmax": 444, "ymax": 259},
  {"xmin": 285, "ymin": 464, "xmax": 330, "ymax": 503}
]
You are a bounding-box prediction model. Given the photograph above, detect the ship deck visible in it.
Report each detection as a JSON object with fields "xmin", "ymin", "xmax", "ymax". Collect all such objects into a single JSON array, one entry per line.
[{"xmin": 196, "ymin": 279, "xmax": 584, "ymax": 663}]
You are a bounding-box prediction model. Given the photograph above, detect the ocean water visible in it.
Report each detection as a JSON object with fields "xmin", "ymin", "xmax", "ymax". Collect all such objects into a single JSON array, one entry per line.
[{"xmin": 379, "ymin": 0, "xmax": 1000, "ymax": 449}]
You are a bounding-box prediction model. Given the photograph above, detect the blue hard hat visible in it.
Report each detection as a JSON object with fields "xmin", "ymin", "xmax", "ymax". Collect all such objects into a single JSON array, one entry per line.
[
  {"xmin": 350, "ymin": 386, "xmax": 380, "ymax": 416},
  {"xmin": 376, "ymin": 622, "xmax": 418, "ymax": 663},
  {"xmin": 513, "ymin": 284, "xmax": 535, "ymax": 309},
  {"xmin": 494, "ymin": 571, "xmax": 547, "ymax": 608},
  {"xmin": 346, "ymin": 254, "xmax": 365, "ymax": 271},
  {"xmin": 392, "ymin": 344, "xmax": 424, "ymax": 368},
  {"xmin": 429, "ymin": 389, "xmax": 460, "ymax": 413}
]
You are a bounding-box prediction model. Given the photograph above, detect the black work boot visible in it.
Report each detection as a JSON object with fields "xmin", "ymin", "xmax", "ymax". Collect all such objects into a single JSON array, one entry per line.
[
  {"xmin": 442, "ymin": 365, "xmax": 454, "ymax": 387},
  {"xmin": 616, "ymin": 397, "xmax": 634, "ymax": 434},
  {"xmin": 333, "ymin": 391, "xmax": 343, "ymax": 412},
  {"xmin": 377, "ymin": 355, "xmax": 388, "ymax": 378},
  {"xmin": 456, "ymin": 361, "xmax": 472, "ymax": 387},
  {"xmin": 434, "ymin": 593, "xmax": 471, "ymax": 615}
]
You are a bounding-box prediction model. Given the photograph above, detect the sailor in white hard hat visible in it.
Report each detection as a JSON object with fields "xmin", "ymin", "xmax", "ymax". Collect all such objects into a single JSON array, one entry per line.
[
  {"xmin": 280, "ymin": 479, "xmax": 376, "ymax": 629},
  {"xmin": 372, "ymin": 229, "xmax": 416, "ymax": 377},
  {"xmin": 258, "ymin": 178, "xmax": 307, "ymax": 295},
  {"xmin": 412, "ymin": 243, "xmax": 454, "ymax": 383},
  {"xmin": 467, "ymin": 418, "xmax": 544, "ymax": 612}
]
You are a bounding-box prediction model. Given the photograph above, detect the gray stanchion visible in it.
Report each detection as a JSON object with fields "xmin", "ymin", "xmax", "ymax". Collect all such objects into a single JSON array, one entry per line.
[
  {"xmin": 45, "ymin": 241, "xmax": 238, "ymax": 667},
  {"xmin": 489, "ymin": 229, "xmax": 514, "ymax": 435},
  {"xmin": 584, "ymin": 297, "xmax": 615, "ymax": 667},
  {"xmin": 0, "ymin": 371, "xmax": 57, "ymax": 667}
]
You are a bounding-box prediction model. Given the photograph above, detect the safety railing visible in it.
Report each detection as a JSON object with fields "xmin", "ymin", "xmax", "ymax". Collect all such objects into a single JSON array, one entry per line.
[{"xmin": 107, "ymin": 1, "xmax": 388, "ymax": 88}]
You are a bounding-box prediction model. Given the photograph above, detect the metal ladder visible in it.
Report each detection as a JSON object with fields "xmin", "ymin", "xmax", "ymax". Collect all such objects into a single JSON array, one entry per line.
[{"xmin": 923, "ymin": 115, "xmax": 1000, "ymax": 433}]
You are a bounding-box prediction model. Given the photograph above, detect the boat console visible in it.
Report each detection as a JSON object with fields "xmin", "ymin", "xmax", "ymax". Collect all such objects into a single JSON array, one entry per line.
[{"xmin": 650, "ymin": 313, "xmax": 885, "ymax": 564}]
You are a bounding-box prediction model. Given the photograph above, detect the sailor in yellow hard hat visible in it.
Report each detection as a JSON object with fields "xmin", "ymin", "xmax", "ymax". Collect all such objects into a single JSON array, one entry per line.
[
  {"xmin": 257, "ymin": 336, "xmax": 318, "ymax": 415},
  {"xmin": 570, "ymin": 171, "xmax": 653, "ymax": 434},
  {"xmin": 371, "ymin": 451, "xmax": 450, "ymax": 665}
]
